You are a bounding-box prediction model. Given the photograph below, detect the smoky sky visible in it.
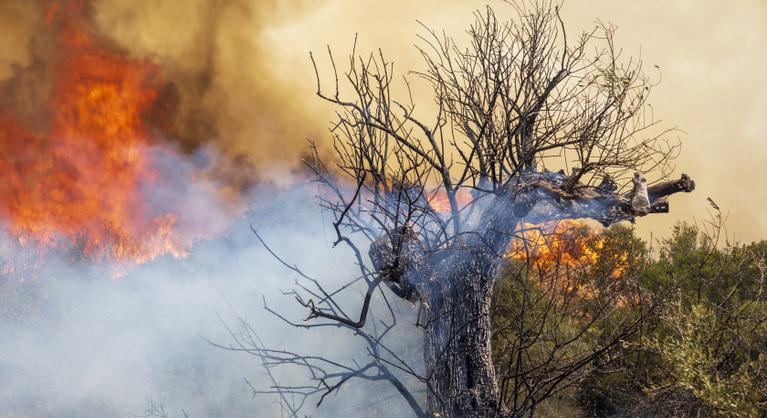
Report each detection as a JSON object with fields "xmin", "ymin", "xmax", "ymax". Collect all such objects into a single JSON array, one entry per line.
[
  {"xmin": 0, "ymin": 0, "xmax": 326, "ymax": 183},
  {"xmin": 2, "ymin": 0, "xmax": 763, "ymax": 241},
  {"xmin": 269, "ymin": 0, "xmax": 767, "ymax": 242}
]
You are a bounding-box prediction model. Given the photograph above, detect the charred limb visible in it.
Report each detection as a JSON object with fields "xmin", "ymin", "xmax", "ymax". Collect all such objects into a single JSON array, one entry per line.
[{"xmin": 646, "ymin": 173, "xmax": 696, "ymax": 201}]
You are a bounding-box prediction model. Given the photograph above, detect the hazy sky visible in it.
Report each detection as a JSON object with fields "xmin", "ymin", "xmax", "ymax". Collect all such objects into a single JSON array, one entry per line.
[
  {"xmin": 1, "ymin": 0, "xmax": 765, "ymax": 242},
  {"xmin": 265, "ymin": 0, "xmax": 767, "ymax": 243}
]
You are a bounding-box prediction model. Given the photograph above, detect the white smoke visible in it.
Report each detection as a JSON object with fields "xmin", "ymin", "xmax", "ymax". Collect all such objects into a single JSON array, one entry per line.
[{"xmin": 0, "ymin": 151, "xmax": 423, "ymax": 418}]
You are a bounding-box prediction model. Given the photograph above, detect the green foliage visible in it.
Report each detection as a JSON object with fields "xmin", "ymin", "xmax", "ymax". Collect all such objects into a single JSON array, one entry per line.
[
  {"xmin": 492, "ymin": 221, "xmax": 767, "ymax": 417},
  {"xmin": 638, "ymin": 222, "xmax": 767, "ymax": 417},
  {"xmin": 647, "ymin": 301, "xmax": 767, "ymax": 416}
]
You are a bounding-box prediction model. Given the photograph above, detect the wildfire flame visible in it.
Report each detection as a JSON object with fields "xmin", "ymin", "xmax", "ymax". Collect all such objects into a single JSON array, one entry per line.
[
  {"xmin": 427, "ymin": 192, "xmax": 627, "ymax": 279},
  {"xmin": 428, "ymin": 190, "xmax": 633, "ymax": 307},
  {"xmin": 508, "ymin": 220, "xmax": 626, "ymax": 278},
  {"xmin": 0, "ymin": 1, "xmax": 203, "ymax": 274},
  {"xmin": 507, "ymin": 220, "xmax": 630, "ymax": 304}
]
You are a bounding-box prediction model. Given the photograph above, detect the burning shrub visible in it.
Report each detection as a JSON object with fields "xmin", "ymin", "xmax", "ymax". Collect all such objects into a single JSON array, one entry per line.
[{"xmin": 491, "ymin": 224, "xmax": 650, "ymax": 415}]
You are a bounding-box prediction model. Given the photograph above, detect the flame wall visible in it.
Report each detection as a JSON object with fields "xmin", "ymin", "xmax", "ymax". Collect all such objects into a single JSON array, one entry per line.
[
  {"xmin": 0, "ymin": 0, "xmax": 323, "ymax": 179},
  {"xmin": 0, "ymin": 0, "xmax": 326, "ymax": 271}
]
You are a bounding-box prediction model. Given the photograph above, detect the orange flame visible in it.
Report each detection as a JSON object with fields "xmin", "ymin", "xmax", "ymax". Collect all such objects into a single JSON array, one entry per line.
[
  {"xmin": 428, "ymin": 189, "xmax": 473, "ymax": 213},
  {"xmin": 428, "ymin": 191, "xmax": 627, "ymax": 278},
  {"xmin": 0, "ymin": 1, "xmax": 195, "ymax": 274},
  {"xmin": 508, "ymin": 220, "xmax": 627, "ymax": 277},
  {"xmin": 507, "ymin": 220, "xmax": 629, "ymax": 301},
  {"xmin": 508, "ymin": 220, "xmax": 619, "ymax": 274}
]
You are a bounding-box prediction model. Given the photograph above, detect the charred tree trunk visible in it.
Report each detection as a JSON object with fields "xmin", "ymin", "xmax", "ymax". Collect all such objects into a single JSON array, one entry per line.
[
  {"xmin": 415, "ymin": 185, "xmax": 538, "ymax": 418},
  {"xmin": 423, "ymin": 255, "xmax": 504, "ymax": 417},
  {"xmin": 369, "ymin": 173, "xmax": 694, "ymax": 418},
  {"xmin": 372, "ymin": 232, "xmax": 510, "ymax": 417}
]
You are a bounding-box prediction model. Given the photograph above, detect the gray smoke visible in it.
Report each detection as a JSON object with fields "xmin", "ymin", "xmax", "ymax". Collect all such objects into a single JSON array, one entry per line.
[{"xmin": 0, "ymin": 158, "xmax": 423, "ymax": 417}]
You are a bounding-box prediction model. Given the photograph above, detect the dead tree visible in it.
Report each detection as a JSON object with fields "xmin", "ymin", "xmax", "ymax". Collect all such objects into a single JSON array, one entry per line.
[{"xmin": 242, "ymin": 3, "xmax": 694, "ymax": 417}]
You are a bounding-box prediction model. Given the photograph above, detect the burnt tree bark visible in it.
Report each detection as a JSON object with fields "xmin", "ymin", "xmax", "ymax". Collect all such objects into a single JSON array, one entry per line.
[{"xmin": 245, "ymin": 4, "xmax": 694, "ymax": 418}]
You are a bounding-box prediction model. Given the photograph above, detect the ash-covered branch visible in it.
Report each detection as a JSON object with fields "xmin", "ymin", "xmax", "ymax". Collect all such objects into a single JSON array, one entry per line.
[
  {"xmin": 511, "ymin": 171, "xmax": 695, "ymax": 226},
  {"xmin": 647, "ymin": 173, "xmax": 695, "ymax": 201}
]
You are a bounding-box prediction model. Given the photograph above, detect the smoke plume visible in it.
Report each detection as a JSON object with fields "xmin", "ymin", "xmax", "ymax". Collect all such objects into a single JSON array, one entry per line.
[
  {"xmin": 0, "ymin": 0, "xmax": 324, "ymax": 180},
  {"xmin": 0, "ymin": 182, "xmax": 422, "ymax": 417}
]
